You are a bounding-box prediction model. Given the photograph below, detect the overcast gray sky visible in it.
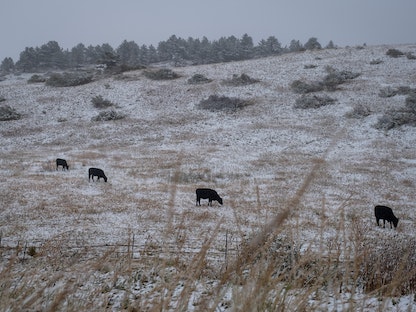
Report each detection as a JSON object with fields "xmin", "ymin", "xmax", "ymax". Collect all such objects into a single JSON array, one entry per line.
[{"xmin": 1, "ymin": 0, "xmax": 415, "ymax": 61}]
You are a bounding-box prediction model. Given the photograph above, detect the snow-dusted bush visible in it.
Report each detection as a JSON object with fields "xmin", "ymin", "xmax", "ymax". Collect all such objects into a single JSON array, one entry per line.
[
  {"xmin": 370, "ymin": 59, "xmax": 383, "ymax": 65},
  {"xmin": 91, "ymin": 95, "xmax": 114, "ymax": 109},
  {"xmin": 197, "ymin": 94, "xmax": 252, "ymax": 111},
  {"xmin": 0, "ymin": 105, "xmax": 21, "ymax": 121},
  {"xmin": 379, "ymin": 86, "xmax": 398, "ymax": 98},
  {"xmin": 187, "ymin": 73, "xmax": 212, "ymax": 84},
  {"xmin": 46, "ymin": 72, "xmax": 93, "ymax": 87},
  {"xmin": 345, "ymin": 104, "xmax": 371, "ymax": 119},
  {"xmin": 405, "ymin": 92, "xmax": 416, "ymax": 112},
  {"xmin": 406, "ymin": 52, "xmax": 416, "ymax": 60},
  {"xmin": 222, "ymin": 73, "xmax": 259, "ymax": 86},
  {"xmin": 321, "ymin": 67, "xmax": 360, "ymax": 91},
  {"xmin": 91, "ymin": 110, "xmax": 125, "ymax": 121},
  {"xmin": 290, "ymin": 80, "xmax": 323, "ymax": 94},
  {"xmin": 386, "ymin": 48, "xmax": 404, "ymax": 58},
  {"xmin": 143, "ymin": 68, "xmax": 180, "ymax": 80},
  {"xmin": 360, "ymin": 235, "xmax": 416, "ymax": 295},
  {"xmin": 294, "ymin": 95, "xmax": 336, "ymax": 109},
  {"xmin": 291, "ymin": 67, "xmax": 359, "ymax": 94},
  {"xmin": 28, "ymin": 74, "xmax": 46, "ymax": 83},
  {"xmin": 375, "ymin": 110, "xmax": 416, "ymax": 130}
]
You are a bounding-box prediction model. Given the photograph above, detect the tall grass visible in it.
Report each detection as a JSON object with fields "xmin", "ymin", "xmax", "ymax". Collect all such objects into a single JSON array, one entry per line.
[{"xmin": 1, "ymin": 148, "xmax": 415, "ymax": 311}]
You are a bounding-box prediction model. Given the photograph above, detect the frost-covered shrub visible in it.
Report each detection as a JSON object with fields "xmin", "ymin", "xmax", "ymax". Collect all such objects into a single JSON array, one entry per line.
[
  {"xmin": 222, "ymin": 73, "xmax": 259, "ymax": 86},
  {"xmin": 291, "ymin": 67, "xmax": 359, "ymax": 94},
  {"xmin": 294, "ymin": 95, "xmax": 336, "ymax": 109},
  {"xmin": 28, "ymin": 74, "xmax": 46, "ymax": 83},
  {"xmin": 0, "ymin": 105, "xmax": 21, "ymax": 121},
  {"xmin": 379, "ymin": 86, "xmax": 415, "ymax": 98},
  {"xmin": 321, "ymin": 67, "xmax": 360, "ymax": 91},
  {"xmin": 370, "ymin": 59, "xmax": 383, "ymax": 65},
  {"xmin": 197, "ymin": 95, "xmax": 252, "ymax": 111},
  {"xmin": 405, "ymin": 92, "xmax": 416, "ymax": 112},
  {"xmin": 46, "ymin": 72, "xmax": 93, "ymax": 87},
  {"xmin": 143, "ymin": 68, "xmax": 180, "ymax": 80},
  {"xmin": 375, "ymin": 110, "xmax": 416, "ymax": 130},
  {"xmin": 91, "ymin": 95, "xmax": 114, "ymax": 109},
  {"xmin": 345, "ymin": 104, "xmax": 371, "ymax": 119},
  {"xmin": 379, "ymin": 86, "xmax": 398, "ymax": 98},
  {"xmin": 406, "ymin": 52, "xmax": 416, "ymax": 60},
  {"xmin": 91, "ymin": 110, "xmax": 125, "ymax": 121},
  {"xmin": 187, "ymin": 74, "xmax": 212, "ymax": 84},
  {"xmin": 290, "ymin": 80, "xmax": 323, "ymax": 94},
  {"xmin": 360, "ymin": 236, "xmax": 416, "ymax": 295},
  {"xmin": 386, "ymin": 48, "xmax": 404, "ymax": 58}
]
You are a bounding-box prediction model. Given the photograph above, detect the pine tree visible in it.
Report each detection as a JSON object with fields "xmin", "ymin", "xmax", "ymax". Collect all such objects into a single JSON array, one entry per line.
[{"xmin": 0, "ymin": 57, "xmax": 15, "ymax": 73}]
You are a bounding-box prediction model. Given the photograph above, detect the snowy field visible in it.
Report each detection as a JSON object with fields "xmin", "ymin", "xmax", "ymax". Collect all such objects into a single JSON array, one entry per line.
[{"xmin": 1, "ymin": 44, "xmax": 416, "ymax": 311}]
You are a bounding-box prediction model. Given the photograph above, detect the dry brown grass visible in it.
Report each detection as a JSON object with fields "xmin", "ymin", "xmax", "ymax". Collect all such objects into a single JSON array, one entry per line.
[{"xmin": 1, "ymin": 131, "xmax": 415, "ymax": 311}]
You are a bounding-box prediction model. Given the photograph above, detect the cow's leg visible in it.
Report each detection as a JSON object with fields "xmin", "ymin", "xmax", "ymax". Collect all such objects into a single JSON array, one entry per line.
[{"xmin": 383, "ymin": 219, "xmax": 386, "ymax": 228}]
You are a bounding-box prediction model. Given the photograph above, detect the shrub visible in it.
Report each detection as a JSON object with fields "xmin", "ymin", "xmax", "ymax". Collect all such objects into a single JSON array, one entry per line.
[
  {"xmin": 91, "ymin": 110, "xmax": 125, "ymax": 121},
  {"xmin": 197, "ymin": 95, "xmax": 252, "ymax": 111},
  {"xmin": 143, "ymin": 68, "xmax": 180, "ymax": 80},
  {"xmin": 321, "ymin": 67, "xmax": 360, "ymax": 91},
  {"xmin": 187, "ymin": 74, "xmax": 212, "ymax": 84},
  {"xmin": 28, "ymin": 74, "xmax": 46, "ymax": 83},
  {"xmin": 222, "ymin": 73, "xmax": 259, "ymax": 86},
  {"xmin": 360, "ymin": 236, "xmax": 416, "ymax": 295},
  {"xmin": 91, "ymin": 95, "xmax": 114, "ymax": 109},
  {"xmin": 291, "ymin": 67, "xmax": 359, "ymax": 94},
  {"xmin": 405, "ymin": 92, "xmax": 416, "ymax": 112},
  {"xmin": 379, "ymin": 86, "xmax": 398, "ymax": 98},
  {"xmin": 345, "ymin": 104, "xmax": 371, "ymax": 119},
  {"xmin": 375, "ymin": 110, "xmax": 416, "ymax": 130},
  {"xmin": 386, "ymin": 48, "xmax": 404, "ymax": 58},
  {"xmin": 406, "ymin": 52, "xmax": 416, "ymax": 60},
  {"xmin": 0, "ymin": 105, "xmax": 21, "ymax": 121},
  {"xmin": 370, "ymin": 59, "xmax": 383, "ymax": 65},
  {"xmin": 290, "ymin": 80, "xmax": 323, "ymax": 94},
  {"xmin": 294, "ymin": 95, "xmax": 336, "ymax": 109},
  {"xmin": 46, "ymin": 72, "xmax": 93, "ymax": 87}
]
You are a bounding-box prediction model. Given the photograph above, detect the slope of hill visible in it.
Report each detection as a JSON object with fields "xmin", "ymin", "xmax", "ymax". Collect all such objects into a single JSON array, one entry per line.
[{"xmin": 1, "ymin": 44, "xmax": 416, "ymax": 311}]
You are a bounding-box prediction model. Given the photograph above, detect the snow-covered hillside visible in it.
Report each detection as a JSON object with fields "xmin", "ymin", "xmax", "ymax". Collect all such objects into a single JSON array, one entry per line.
[{"xmin": 1, "ymin": 44, "xmax": 416, "ymax": 311}]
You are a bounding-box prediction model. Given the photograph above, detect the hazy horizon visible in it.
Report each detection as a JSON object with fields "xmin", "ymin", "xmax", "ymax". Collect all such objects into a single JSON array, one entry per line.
[{"xmin": 1, "ymin": 0, "xmax": 415, "ymax": 62}]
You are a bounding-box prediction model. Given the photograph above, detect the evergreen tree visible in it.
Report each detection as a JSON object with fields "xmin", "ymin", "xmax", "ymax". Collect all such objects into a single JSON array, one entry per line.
[
  {"xmin": 0, "ymin": 57, "xmax": 15, "ymax": 73},
  {"xmin": 289, "ymin": 39, "xmax": 304, "ymax": 52},
  {"xmin": 304, "ymin": 37, "xmax": 321, "ymax": 50},
  {"xmin": 326, "ymin": 40, "xmax": 336, "ymax": 49},
  {"xmin": 117, "ymin": 40, "xmax": 140, "ymax": 66},
  {"xmin": 38, "ymin": 41, "xmax": 66, "ymax": 69},
  {"xmin": 70, "ymin": 43, "xmax": 87, "ymax": 66},
  {"xmin": 240, "ymin": 33, "xmax": 254, "ymax": 60},
  {"xmin": 256, "ymin": 36, "xmax": 283, "ymax": 57},
  {"xmin": 15, "ymin": 47, "xmax": 38, "ymax": 72}
]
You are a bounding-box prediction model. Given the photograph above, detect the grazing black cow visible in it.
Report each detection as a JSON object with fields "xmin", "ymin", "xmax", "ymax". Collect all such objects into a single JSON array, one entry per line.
[
  {"xmin": 56, "ymin": 158, "xmax": 69, "ymax": 170},
  {"xmin": 196, "ymin": 188, "xmax": 223, "ymax": 206},
  {"xmin": 375, "ymin": 205, "xmax": 399, "ymax": 228},
  {"xmin": 89, "ymin": 167, "xmax": 107, "ymax": 182}
]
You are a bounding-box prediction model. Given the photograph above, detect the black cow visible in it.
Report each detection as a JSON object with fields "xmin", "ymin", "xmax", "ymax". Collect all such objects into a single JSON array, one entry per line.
[
  {"xmin": 375, "ymin": 205, "xmax": 399, "ymax": 228},
  {"xmin": 89, "ymin": 167, "xmax": 107, "ymax": 182},
  {"xmin": 196, "ymin": 188, "xmax": 223, "ymax": 206},
  {"xmin": 56, "ymin": 158, "xmax": 69, "ymax": 170}
]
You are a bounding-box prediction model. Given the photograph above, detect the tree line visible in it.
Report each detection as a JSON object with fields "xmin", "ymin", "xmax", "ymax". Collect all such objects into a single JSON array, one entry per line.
[{"xmin": 0, "ymin": 34, "xmax": 334, "ymax": 73}]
